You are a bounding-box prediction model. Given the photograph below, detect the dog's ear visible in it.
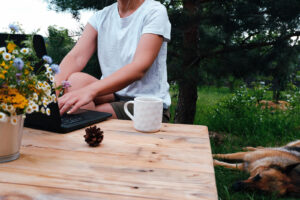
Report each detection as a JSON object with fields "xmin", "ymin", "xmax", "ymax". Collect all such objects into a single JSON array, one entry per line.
[{"xmin": 283, "ymin": 163, "xmax": 300, "ymax": 175}]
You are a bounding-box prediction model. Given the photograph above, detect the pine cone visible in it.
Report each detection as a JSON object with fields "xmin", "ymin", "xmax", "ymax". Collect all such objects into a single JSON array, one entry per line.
[{"xmin": 84, "ymin": 126, "xmax": 104, "ymax": 147}]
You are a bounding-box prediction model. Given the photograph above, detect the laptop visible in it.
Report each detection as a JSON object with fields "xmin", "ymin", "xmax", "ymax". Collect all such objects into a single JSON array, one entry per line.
[{"xmin": 0, "ymin": 33, "xmax": 112, "ymax": 133}]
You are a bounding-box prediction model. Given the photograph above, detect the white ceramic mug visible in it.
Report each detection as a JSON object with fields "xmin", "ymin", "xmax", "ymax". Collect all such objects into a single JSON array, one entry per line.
[{"xmin": 124, "ymin": 97, "xmax": 163, "ymax": 132}]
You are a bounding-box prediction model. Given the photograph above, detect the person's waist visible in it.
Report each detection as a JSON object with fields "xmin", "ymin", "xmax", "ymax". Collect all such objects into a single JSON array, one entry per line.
[{"xmin": 114, "ymin": 93, "xmax": 169, "ymax": 110}]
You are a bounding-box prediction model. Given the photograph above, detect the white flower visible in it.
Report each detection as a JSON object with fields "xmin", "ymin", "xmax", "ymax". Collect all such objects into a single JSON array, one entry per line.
[
  {"xmin": 7, "ymin": 105, "xmax": 15, "ymax": 113},
  {"xmin": 20, "ymin": 48, "xmax": 29, "ymax": 54},
  {"xmin": 46, "ymin": 108, "xmax": 51, "ymax": 116},
  {"xmin": 31, "ymin": 103, "xmax": 39, "ymax": 112},
  {"xmin": 26, "ymin": 106, "xmax": 34, "ymax": 114},
  {"xmin": 0, "ymin": 112, "xmax": 8, "ymax": 122},
  {"xmin": 12, "ymin": 49, "xmax": 18, "ymax": 54},
  {"xmin": 2, "ymin": 52, "xmax": 12, "ymax": 61},
  {"xmin": 51, "ymin": 94, "xmax": 57, "ymax": 103},
  {"xmin": 33, "ymin": 93, "xmax": 38, "ymax": 101},
  {"xmin": 10, "ymin": 116, "xmax": 18, "ymax": 125},
  {"xmin": 49, "ymin": 76, "xmax": 54, "ymax": 83},
  {"xmin": 41, "ymin": 107, "xmax": 46, "ymax": 114},
  {"xmin": 0, "ymin": 47, "xmax": 6, "ymax": 54},
  {"xmin": 46, "ymin": 67, "xmax": 53, "ymax": 73},
  {"xmin": 1, "ymin": 103, "xmax": 8, "ymax": 111}
]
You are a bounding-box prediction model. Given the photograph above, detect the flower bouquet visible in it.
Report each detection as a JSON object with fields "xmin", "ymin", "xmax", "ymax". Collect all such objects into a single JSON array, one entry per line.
[{"xmin": 0, "ymin": 24, "xmax": 59, "ymax": 163}]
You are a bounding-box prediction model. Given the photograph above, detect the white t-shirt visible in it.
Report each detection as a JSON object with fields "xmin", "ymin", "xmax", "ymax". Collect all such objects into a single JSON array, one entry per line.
[{"xmin": 88, "ymin": 0, "xmax": 171, "ymax": 108}]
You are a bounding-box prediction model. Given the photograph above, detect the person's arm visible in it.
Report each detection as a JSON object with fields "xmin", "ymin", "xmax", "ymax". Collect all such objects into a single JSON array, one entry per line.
[
  {"xmin": 58, "ymin": 33, "xmax": 163, "ymax": 114},
  {"xmin": 55, "ymin": 24, "xmax": 97, "ymax": 89}
]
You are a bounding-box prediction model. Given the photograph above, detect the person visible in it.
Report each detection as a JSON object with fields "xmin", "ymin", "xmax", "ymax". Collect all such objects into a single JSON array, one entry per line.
[{"xmin": 55, "ymin": 0, "xmax": 171, "ymax": 122}]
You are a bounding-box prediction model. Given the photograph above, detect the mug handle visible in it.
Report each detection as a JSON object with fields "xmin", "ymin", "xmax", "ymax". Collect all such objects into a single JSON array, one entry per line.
[{"xmin": 124, "ymin": 101, "xmax": 134, "ymax": 120}]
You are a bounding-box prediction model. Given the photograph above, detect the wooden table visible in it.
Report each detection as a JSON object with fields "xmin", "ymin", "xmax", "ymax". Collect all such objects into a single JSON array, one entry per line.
[{"xmin": 0, "ymin": 119, "xmax": 217, "ymax": 200}]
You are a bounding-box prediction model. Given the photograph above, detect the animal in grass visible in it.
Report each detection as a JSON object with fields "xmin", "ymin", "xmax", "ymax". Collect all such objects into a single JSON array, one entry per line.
[{"xmin": 213, "ymin": 140, "xmax": 300, "ymax": 197}]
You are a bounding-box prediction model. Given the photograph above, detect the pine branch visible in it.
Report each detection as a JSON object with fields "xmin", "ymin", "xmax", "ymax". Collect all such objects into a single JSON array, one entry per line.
[{"xmin": 187, "ymin": 31, "xmax": 300, "ymax": 68}]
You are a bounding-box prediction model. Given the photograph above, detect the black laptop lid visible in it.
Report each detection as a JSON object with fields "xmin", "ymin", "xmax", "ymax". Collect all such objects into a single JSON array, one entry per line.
[
  {"xmin": 0, "ymin": 34, "xmax": 46, "ymax": 58},
  {"xmin": 0, "ymin": 33, "xmax": 62, "ymax": 130}
]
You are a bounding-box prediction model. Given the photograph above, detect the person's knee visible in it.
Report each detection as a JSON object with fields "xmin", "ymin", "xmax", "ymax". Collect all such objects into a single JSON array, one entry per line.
[
  {"xmin": 67, "ymin": 72, "xmax": 97, "ymax": 91},
  {"xmin": 67, "ymin": 72, "xmax": 85, "ymax": 83}
]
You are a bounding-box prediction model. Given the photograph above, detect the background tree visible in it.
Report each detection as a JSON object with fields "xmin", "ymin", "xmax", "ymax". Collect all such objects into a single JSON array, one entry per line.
[
  {"xmin": 45, "ymin": 0, "xmax": 300, "ymax": 124},
  {"xmin": 46, "ymin": 25, "xmax": 101, "ymax": 78}
]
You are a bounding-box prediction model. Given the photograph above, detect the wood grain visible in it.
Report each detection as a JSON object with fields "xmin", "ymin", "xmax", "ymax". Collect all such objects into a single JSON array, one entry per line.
[{"xmin": 0, "ymin": 119, "xmax": 217, "ymax": 200}]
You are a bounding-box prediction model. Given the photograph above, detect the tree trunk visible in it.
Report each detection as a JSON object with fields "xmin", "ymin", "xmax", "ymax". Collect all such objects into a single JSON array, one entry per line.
[
  {"xmin": 175, "ymin": 81, "xmax": 198, "ymax": 124},
  {"xmin": 174, "ymin": 0, "xmax": 198, "ymax": 124}
]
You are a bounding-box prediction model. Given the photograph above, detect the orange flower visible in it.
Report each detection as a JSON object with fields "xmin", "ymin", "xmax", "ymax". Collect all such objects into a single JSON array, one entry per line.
[{"xmin": 7, "ymin": 43, "xmax": 16, "ymax": 53}]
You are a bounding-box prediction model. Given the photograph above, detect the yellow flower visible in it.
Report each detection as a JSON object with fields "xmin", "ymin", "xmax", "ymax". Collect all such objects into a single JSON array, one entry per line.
[
  {"xmin": 24, "ymin": 69, "xmax": 29, "ymax": 75},
  {"xmin": 7, "ymin": 43, "xmax": 16, "ymax": 53},
  {"xmin": 0, "ymin": 88, "xmax": 28, "ymax": 110},
  {"xmin": 0, "ymin": 74, "xmax": 5, "ymax": 79},
  {"xmin": 2, "ymin": 70, "xmax": 7, "ymax": 74}
]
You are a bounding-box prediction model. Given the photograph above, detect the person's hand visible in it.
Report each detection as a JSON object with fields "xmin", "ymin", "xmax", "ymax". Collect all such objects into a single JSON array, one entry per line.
[{"xmin": 58, "ymin": 86, "xmax": 96, "ymax": 115}]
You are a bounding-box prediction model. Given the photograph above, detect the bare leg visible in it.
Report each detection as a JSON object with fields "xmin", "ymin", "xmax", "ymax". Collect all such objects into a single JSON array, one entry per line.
[
  {"xmin": 214, "ymin": 160, "xmax": 244, "ymax": 171},
  {"xmin": 95, "ymin": 103, "xmax": 117, "ymax": 119},
  {"xmin": 213, "ymin": 152, "xmax": 248, "ymax": 160},
  {"xmin": 66, "ymin": 72, "xmax": 116, "ymax": 116}
]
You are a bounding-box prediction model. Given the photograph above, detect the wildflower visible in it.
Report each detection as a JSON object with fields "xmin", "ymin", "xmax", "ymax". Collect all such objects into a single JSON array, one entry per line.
[
  {"xmin": 7, "ymin": 105, "xmax": 15, "ymax": 113},
  {"xmin": 46, "ymin": 108, "xmax": 51, "ymax": 116},
  {"xmin": 2, "ymin": 52, "xmax": 12, "ymax": 61},
  {"xmin": 26, "ymin": 106, "xmax": 33, "ymax": 114},
  {"xmin": 7, "ymin": 43, "xmax": 16, "ymax": 53},
  {"xmin": 41, "ymin": 107, "xmax": 45, "ymax": 114},
  {"xmin": 62, "ymin": 80, "xmax": 71, "ymax": 89},
  {"xmin": 48, "ymin": 75, "xmax": 54, "ymax": 83},
  {"xmin": 13, "ymin": 58, "xmax": 24, "ymax": 70},
  {"xmin": 10, "ymin": 116, "xmax": 18, "ymax": 125},
  {"xmin": 0, "ymin": 47, "xmax": 6, "ymax": 54},
  {"xmin": 12, "ymin": 50, "xmax": 18, "ymax": 54},
  {"xmin": 16, "ymin": 73, "xmax": 22, "ymax": 78},
  {"xmin": 9, "ymin": 24, "xmax": 19, "ymax": 33},
  {"xmin": 42, "ymin": 55, "xmax": 52, "ymax": 64},
  {"xmin": 31, "ymin": 104, "xmax": 39, "ymax": 112},
  {"xmin": 0, "ymin": 112, "xmax": 8, "ymax": 122},
  {"xmin": 20, "ymin": 48, "xmax": 29, "ymax": 54},
  {"xmin": 32, "ymin": 93, "xmax": 38, "ymax": 101},
  {"xmin": 50, "ymin": 64, "xmax": 60, "ymax": 74},
  {"xmin": 46, "ymin": 66, "xmax": 53, "ymax": 73},
  {"xmin": 51, "ymin": 94, "xmax": 57, "ymax": 103}
]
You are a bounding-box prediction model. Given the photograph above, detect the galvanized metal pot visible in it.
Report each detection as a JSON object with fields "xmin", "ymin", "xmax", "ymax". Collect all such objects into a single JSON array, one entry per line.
[{"xmin": 0, "ymin": 115, "xmax": 25, "ymax": 163}]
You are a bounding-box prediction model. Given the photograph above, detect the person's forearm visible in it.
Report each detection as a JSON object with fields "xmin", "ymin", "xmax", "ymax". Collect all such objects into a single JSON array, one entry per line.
[{"xmin": 87, "ymin": 62, "xmax": 146, "ymax": 98}]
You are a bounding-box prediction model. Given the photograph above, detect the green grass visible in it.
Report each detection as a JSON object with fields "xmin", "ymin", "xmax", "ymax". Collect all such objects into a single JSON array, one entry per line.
[{"xmin": 169, "ymin": 85, "xmax": 300, "ymax": 200}]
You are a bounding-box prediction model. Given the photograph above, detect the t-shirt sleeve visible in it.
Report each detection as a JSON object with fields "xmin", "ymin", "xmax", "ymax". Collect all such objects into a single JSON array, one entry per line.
[
  {"xmin": 142, "ymin": 5, "xmax": 171, "ymax": 42},
  {"xmin": 87, "ymin": 11, "xmax": 102, "ymax": 31}
]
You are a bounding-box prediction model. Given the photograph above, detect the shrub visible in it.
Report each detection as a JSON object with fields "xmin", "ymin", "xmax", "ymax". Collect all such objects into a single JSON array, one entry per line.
[{"xmin": 208, "ymin": 84, "xmax": 300, "ymax": 146}]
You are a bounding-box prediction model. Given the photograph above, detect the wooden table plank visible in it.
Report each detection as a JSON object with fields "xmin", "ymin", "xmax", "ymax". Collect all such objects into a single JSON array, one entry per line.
[{"xmin": 0, "ymin": 119, "xmax": 217, "ymax": 200}]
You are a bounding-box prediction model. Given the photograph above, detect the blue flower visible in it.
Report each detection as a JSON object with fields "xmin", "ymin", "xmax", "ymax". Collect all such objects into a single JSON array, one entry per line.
[
  {"xmin": 9, "ymin": 24, "xmax": 19, "ymax": 33},
  {"xmin": 42, "ymin": 55, "xmax": 53, "ymax": 64},
  {"xmin": 13, "ymin": 58, "xmax": 24, "ymax": 70},
  {"xmin": 50, "ymin": 64, "xmax": 60, "ymax": 74}
]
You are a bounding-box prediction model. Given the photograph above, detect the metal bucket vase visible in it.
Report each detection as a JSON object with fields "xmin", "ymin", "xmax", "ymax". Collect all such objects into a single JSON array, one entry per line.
[{"xmin": 0, "ymin": 115, "xmax": 25, "ymax": 163}]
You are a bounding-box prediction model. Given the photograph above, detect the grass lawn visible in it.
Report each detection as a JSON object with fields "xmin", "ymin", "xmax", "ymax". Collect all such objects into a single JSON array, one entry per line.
[{"xmin": 169, "ymin": 86, "xmax": 300, "ymax": 200}]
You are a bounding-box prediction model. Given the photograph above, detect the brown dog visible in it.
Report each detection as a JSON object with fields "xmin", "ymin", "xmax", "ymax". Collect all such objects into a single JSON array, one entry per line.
[{"xmin": 213, "ymin": 140, "xmax": 300, "ymax": 196}]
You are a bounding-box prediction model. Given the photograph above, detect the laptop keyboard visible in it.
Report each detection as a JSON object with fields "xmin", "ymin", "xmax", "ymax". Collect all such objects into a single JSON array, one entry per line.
[{"xmin": 61, "ymin": 114, "xmax": 84, "ymax": 124}]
